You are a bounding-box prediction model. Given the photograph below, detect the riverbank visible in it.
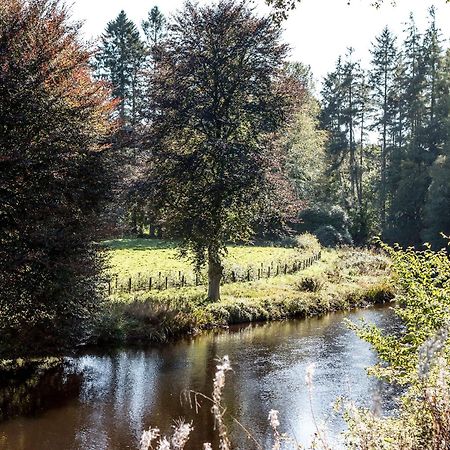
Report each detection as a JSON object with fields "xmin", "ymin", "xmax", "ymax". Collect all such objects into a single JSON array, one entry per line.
[{"xmin": 95, "ymin": 247, "xmax": 395, "ymax": 345}]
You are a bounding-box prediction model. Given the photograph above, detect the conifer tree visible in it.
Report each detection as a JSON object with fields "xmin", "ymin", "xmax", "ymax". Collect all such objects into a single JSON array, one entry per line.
[
  {"xmin": 93, "ymin": 10, "xmax": 146, "ymax": 124},
  {"xmin": 369, "ymin": 26, "xmax": 398, "ymax": 231},
  {"xmin": 142, "ymin": 6, "xmax": 166, "ymax": 47},
  {"xmin": 387, "ymin": 14, "xmax": 428, "ymax": 244},
  {"xmin": 422, "ymin": 48, "xmax": 450, "ymax": 248},
  {"xmin": 321, "ymin": 51, "xmax": 366, "ymax": 210}
]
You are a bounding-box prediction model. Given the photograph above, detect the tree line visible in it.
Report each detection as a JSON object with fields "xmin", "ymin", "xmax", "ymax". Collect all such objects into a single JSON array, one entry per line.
[
  {"xmin": 319, "ymin": 7, "xmax": 449, "ymax": 249},
  {"xmin": 94, "ymin": 5, "xmax": 449, "ymax": 250}
]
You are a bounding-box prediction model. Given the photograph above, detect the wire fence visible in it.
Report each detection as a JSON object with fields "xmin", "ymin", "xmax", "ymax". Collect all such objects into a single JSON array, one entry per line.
[{"xmin": 106, "ymin": 251, "xmax": 322, "ymax": 295}]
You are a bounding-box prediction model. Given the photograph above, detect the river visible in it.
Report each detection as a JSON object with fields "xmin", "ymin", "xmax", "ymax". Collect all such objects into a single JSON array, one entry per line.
[{"xmin": 0, "ymin": 304, "xmax": 398, "ymax": 450}]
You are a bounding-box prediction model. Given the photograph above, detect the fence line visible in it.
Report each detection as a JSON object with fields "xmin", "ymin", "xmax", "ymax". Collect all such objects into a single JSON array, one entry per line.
[{"xmin": 106, "ymin": 251, "xmax": 322, "ymax": 295}]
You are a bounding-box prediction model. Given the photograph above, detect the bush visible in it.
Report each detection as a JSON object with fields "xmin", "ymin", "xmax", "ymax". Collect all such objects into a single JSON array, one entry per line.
[
  {"xmin": 351, "ymin": 242, "xmax": 450, "ymax": 384},
  {"xmin": 315, "ymin": 224, "xmax": 353, "ymax": 247},
  {"xmin": 296, "ymin": 276, "xmax": 324, "ymax": 292},
  {"xmin": 294, "ymin": 232, "xmax": 321, "ymax": 253},
  {"xmin": 344, "ymin": 241, "xmax": 450, "ymax": 448},
  {"xmin": 297, "ymin": 204, "xmax": 353, "ymax": 247}
]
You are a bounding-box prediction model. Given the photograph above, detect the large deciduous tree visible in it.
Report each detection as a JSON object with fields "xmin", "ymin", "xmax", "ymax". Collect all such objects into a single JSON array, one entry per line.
[
  {"xmin": 0, "ymin": 0, "xmax": 114, "ymax": 356},
  {"xmin": 143, "ymin": 0, "xmax": 290, "ymax": 300}
]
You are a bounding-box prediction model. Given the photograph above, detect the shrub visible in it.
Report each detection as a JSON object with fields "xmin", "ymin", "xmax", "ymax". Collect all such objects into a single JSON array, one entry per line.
[
  {"xmin": 296, "ymin": 276, "xmax": 325, "ymax": 292},
  {"xmin": 295, "ymin": 232, "xmax": 321, "ymax": 253},
  {"xmin": 350, "ymin": 242, "xmax": 450, "ymax": 384},
  {"xmin": 344, "ymin": 240, "xmax": 450, "ymax": 448},
  {"xmin": 315, "ymin": 224, "xmax": 353, "ymax": 247},
  {"xmin": 298, "ymin": 204, "xmax": 353, "ymax": 247}
]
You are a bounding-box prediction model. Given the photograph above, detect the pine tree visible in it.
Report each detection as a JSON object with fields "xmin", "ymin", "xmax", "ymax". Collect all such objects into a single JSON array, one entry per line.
[
  {"xmin": 93, "ymin": 11, "xmax": 146, "ymax": 124},
  {"xmin": 369, "ymin": 26, "xmax": 398, "ymax": 232},
  {"xmin": 387, "ymin": 14, "xmax": 428, "ymax": 245},
  {"xmin": 422, "ymin": 48, "xmax": 450, "ymax": 248},
  {"xmin": 321, "ymin": 57, "xmax": 349, "ymax": 206},
  {"xmin": 321, "ymin": 51, "xmax": 366, "ymax": 210},
  {"xmin": 387, "ymin": 11, "xmax": 448, "ymax": 246},
  {"xmin": 142, "ymin": 6, "xmax": 166, "ymax": 47},
  {"xmin": 422, "ymin": 6, "xmax": 445, "ymax": 162}
]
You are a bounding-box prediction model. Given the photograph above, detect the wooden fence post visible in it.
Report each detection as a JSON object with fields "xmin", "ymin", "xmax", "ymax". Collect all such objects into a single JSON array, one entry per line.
[
  {"xmin": 108, "ymin": 281, "xmax": 111, "ymax": 296},
  {"xmin": 165, "ymin": 276, "xmax": 168, "ymax": 289},
  {"xmin": 149, "ymin": 277, "xmax": 152, "ymax": 291},
  {"xmin": 128, "ymin": 277, "xmax": 132, "ymax": 293}
]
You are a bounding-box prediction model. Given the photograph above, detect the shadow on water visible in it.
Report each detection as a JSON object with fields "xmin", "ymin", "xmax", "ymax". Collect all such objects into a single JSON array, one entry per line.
[
  {"xmin": 0, "ymin": 304, "xmax": 399, "ymax": 450},
  {"xmin": 0, "ymin": 362, "xmax": 84, "ymax": 423}
]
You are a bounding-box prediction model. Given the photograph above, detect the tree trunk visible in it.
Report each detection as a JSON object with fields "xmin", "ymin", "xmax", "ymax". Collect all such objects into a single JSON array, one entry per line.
[{"xmin": 207, "ymin": 252, "xmax": 223, "ymax": 301}]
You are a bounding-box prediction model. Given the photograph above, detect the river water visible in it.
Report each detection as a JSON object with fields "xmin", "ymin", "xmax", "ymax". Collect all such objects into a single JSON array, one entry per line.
[{"xmin": 0, "ymin": 304, "xmax": 399, "ymax": 450}]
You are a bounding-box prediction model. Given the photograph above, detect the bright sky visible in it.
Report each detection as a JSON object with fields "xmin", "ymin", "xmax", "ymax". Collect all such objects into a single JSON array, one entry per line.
[{"xmin": 71, "ymin": 0, "xmax": 450, "ymax": 85}]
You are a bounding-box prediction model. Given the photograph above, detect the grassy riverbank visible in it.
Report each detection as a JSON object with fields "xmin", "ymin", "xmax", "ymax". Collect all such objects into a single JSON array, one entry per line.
[{"xmin": 95, "ymin": 245, "xmax": 394, "ymax": 345}]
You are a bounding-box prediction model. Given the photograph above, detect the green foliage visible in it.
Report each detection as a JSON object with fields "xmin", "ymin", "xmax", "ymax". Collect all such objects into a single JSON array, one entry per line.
[
  {"xmin": 0, "ymin": 0, "xmax": 114, "ymax": 357},
  {"xmin": 142, "ymin": 6, "xmax": 166, "ymax": 46},
  {"xmin": 316, "ymin": 9, "xmax": 449, "ymax": 248},
  {"xmin": 92, "ymin": 10, "xmax": 146, "ymax": 124},
  {"xmin": 141, "ymin": 0, "xmax": 293, "ymax": 299},
  {"xmin": 296, "ymin": 276, "xmax": 324, "ymax": 292},
  {"xmin": 423, "ymin": 156, "xmax": 450, "ymax": 249},
  {"xmin": 294, "ymin": 232, "xmax": 321, "ymax": 253},
  {"xmin": 298, "ymin": 205, "xmax": 353, "ymax": 247},
  {"xmin": 351, "ymin": 241, "xmax": 450, "ymax": 385},
  {"xmin": 281, "ymin": 64, "xmax": 328, "ymax": 202}
]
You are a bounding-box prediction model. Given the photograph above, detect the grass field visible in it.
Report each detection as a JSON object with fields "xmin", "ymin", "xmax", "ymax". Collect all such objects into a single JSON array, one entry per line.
[
  {"xmin": 103, "ymin": 238, "xmax": 312, "ymax": 279},
  {"xmin": 96, "ymin": 245, "xmax": 394, "ymax": 345}
]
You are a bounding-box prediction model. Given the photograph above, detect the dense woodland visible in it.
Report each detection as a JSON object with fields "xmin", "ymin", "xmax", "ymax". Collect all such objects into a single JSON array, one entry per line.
[{"xmin": 93, "ymin": 5, "xmax": 450, "ymax": 250}]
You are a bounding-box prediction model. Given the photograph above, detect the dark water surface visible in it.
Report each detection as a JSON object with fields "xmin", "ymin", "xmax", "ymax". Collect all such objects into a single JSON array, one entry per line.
[{"xmin": 0, "ymin": 305, "xmax": 398, "ymax": 450}]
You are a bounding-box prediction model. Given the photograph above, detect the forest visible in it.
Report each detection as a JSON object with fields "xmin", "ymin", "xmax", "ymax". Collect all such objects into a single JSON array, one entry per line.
[
  {"xmin": 92, "ymin": 4, "xmax": 450, "ymax": 250},
  {"xmin": 0, "ymin": 0, "xmax": 449, "ymax": 449}
]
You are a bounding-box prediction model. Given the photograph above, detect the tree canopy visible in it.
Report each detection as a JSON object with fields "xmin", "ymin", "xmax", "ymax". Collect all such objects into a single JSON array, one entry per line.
[
  {"xmin": 141, "ymin": 0, "xmax": 293, "ymax": 300},
  {"xmin": 0, "ymin": 0, "xmax": 114, "ymax": 356}
]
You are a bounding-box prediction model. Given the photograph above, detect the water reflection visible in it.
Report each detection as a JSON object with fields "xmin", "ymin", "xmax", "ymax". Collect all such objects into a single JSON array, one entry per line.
[{"xmin": 0, "ymin": 305, "xmax": 398, "ymax": 450}]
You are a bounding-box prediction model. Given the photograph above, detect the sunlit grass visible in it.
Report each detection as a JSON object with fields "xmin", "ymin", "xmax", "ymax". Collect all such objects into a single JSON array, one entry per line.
[
  {"xmin": 99, "ymin": 247, "xmax": 393, "ymax": 345},
  {"xmin": 102, "ymin": 238, "xmax": 306, "ymax": 278}
]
